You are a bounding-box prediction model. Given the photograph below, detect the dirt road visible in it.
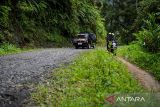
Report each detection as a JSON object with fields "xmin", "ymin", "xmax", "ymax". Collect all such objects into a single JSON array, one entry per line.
[
  {"xmin": 0, "ymin": 48, "xmax": 85, "ymax": 107},
  {"xmin": 117, "ymin": 57, "xmax": 160, "ymax": 92}
]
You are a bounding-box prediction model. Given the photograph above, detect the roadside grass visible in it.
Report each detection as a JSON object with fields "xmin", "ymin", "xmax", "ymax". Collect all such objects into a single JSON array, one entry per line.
[
  {"xmin": 31, "ymin": 49, "xmax": 144, "ymax": 107},
  {"xmin": 117, "ymin": 44, "xmax": 160, "ymax": 80},
  {"xmin": 0, "ymin": 43, "xmax": 22, "ymax": 55},
  {"xmin": 0, "ymin": 43, "xmax": 34, "ymax": 56}
]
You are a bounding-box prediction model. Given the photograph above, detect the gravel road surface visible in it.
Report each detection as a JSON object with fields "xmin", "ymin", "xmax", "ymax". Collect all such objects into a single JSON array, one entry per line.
[{"xmin": 0, "ymin": 48, "xmax": 85, "ymax": 107}]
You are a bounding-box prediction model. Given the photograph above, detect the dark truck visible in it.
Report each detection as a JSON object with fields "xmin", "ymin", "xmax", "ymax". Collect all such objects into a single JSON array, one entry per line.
[{"xmin": 72, "ymin": 33, "xmax": 96, "ymax": 49}]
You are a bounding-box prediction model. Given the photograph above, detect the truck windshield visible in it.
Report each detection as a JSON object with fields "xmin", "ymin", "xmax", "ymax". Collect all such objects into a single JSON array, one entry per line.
[{"xmin": 77, "ymin": 34, "xmax": 87, "ymax": 38}]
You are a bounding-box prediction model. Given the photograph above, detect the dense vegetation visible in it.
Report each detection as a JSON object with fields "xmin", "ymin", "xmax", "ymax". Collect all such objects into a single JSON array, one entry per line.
[
  {"xmin": 0, "ymin": 0, "xmax": 106, "ymax": 48},
  {"xmin": 0, "ymin": 0, "xmax": 159, "ymax": 53},
  {"xmin": 118, "ymin": 44, "xmax": 160, "ymax": 80},
  {"xmin": 102, "ymin": 0, "xmax": 160, "ymax": 47},
  {"xmin": 32, "ymin": 49, "xmax": 144, "ymax": 106},
  {"xmin": 0, "ymin": 43, "xmax": 22, "ymax": 55}
]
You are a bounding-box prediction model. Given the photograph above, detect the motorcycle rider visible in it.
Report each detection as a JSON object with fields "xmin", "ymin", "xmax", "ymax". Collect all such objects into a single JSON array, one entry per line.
[{"xmin": 106, "ymin": 33, "xmax": 117, "ymax": 54}]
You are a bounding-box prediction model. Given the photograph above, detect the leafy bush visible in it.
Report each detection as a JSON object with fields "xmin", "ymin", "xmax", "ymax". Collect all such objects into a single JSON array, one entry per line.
[
  {"xmin": 135, "ymin": 14, "xmax": 160, "ymax": 52},
  {"xmin": 0, "ymin": 43, "xmax": 21, "ymax": 55},
  {"xmin": 32, "ymin": 49, "xmax": 143, "ymax": 106},
  {"xmin": 118, "ymin": 44, "xmax": 160, "ymax": 80},
  {"xmin": 47, "ymin": 32, "xmax": 71, "ymax": 47}
]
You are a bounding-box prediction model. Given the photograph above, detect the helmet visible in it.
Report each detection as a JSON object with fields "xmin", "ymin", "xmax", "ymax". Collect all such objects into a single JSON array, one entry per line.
[
  {"xmin": 108, "ymin": 32, "xmax": 114, "ymax": 36},
  {"xmin": 108, "ymin": 32, "xmax": 112, "ymax": 35}
]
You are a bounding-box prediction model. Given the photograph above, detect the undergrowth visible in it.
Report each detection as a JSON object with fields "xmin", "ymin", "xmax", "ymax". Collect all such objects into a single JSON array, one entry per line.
[
  {"xmin": 118, "ymin": 44, "xmax": 160, "ymax": 80},
  {"xmin": 0, "ymin": 43, "xmax": 21, "ymax": 55}
]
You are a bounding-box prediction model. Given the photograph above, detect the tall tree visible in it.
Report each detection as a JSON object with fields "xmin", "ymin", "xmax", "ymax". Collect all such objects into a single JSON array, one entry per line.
[{"xmin": 102, "ymin": 0, "xmax": 142, "ymax": 44}]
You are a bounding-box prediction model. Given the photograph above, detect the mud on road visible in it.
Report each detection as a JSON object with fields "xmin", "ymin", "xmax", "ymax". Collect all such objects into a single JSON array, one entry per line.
[{"xmin": 0, "ymin": 48, "xmax": 86, "ymax": 107}]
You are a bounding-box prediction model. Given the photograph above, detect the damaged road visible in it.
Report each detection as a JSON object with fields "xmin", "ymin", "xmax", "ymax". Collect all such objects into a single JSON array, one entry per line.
[{"xmin": 0, "ymin": 48, "xmax": 85, "ymax": 107}]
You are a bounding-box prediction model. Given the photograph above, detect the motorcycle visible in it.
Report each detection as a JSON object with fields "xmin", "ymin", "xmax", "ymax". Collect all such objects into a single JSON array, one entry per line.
[{"xmin": 107, "ymin": 40, "xmax": 117, "ymax": 55}]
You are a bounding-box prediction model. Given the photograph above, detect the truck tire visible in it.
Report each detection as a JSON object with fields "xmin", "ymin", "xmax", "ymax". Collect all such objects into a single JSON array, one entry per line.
[
  {"xmin": 92, "ymin": 44, "xmax": 96, "ymax": 49},
  {"xmin": 75, "ymin": 46, "xmax": 79, "ymax": 49},
  {"xmin": 87, "ymin": 44, "xmax": 91, "ymax": 49}
]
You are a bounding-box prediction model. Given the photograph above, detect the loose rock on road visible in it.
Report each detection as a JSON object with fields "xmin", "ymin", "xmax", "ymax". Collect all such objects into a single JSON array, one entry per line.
[{"xmin": 0, "ymin": 48, "xmax": 86, "ymax": 107}]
